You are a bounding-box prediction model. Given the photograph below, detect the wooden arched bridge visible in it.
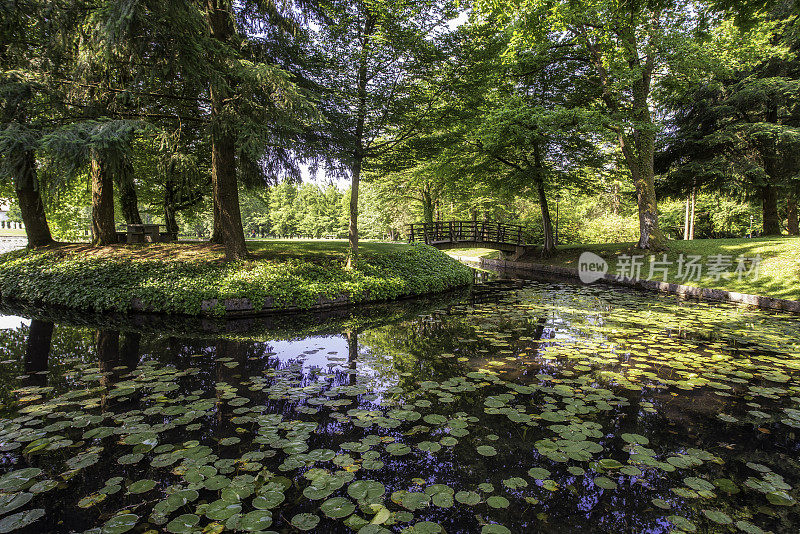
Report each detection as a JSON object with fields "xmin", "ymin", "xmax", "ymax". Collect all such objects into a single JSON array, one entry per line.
[{"xmin": 407, "ymin": 220, "xmax": 535, "ymax": 260}]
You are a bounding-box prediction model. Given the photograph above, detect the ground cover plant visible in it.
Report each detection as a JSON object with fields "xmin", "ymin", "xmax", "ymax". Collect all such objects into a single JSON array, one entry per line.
[{"xmin": 0, "ymin": 241, "xmax": 473, "ymax": 315}]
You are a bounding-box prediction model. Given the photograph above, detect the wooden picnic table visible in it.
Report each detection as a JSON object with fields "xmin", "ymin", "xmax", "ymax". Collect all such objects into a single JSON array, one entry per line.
[{"xmin": 116, "ymin": 224, "xmax": 177, "ymax": 244}]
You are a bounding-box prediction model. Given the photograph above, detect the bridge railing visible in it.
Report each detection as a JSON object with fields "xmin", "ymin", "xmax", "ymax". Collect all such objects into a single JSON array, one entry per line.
[{"xmin": 407, "ymin": 220, "xmax": 531, "ymax": 246}]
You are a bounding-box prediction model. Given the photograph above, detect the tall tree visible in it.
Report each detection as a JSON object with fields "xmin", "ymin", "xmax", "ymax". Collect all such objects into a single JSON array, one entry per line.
[
  {"xmin": 475, "ymin": 0, "xmax": 709, "ymax": 249},
  {"xmin": 0, "ymin": 0, "xmax": 81, "ymax": 246},
  {"xmin": 658, "ymin": 9, "xmax": 800, "ymax": 235},
  {"xmin": 313, "ymin": 0, "xmax": 455, "ymax": 266}
]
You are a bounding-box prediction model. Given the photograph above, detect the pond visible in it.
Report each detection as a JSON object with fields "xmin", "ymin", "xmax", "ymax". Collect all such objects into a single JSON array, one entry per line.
[{"xmin": 0, "ymin": 280, "xmax": 798, "ymax": 534}]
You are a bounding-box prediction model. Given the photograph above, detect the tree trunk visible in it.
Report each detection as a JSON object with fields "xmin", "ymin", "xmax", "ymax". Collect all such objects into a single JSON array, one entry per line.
[
  {"xmin": 163, "ymin": 178, "xmax": 180, "ymax": 235},
  {"xmin": 115, "ymin": 160, "xmax": 142, "ymax": 225},
  {"xmin": 619, "ymin": 133, "xmax": 666, "ymax": 249},
  {"xmin": 532, "ymin": 146, "xmax": 555, "ymax": 256},
  {"xmin": 15, "ymin": 149, "xmax": 53, "ymax": 247},
  {"xmin": 210, "ymin": 125, "xmax": 248, "ymax": 259},
  {"xmin": 210, "ymin": 199, "xmax": 223, "ymax": 243},
  {"xmin": 91, "ymin": 152, "xmax": 118, "ymax": 246},
  {"xmin": 207, "ymin": 0, "xmax": 248, "ymax": 260},
  {"xmin": 761, "ymin": 184, "xmax": 781, "ymax": 235},
  {"xmin": 421, "ymin": 188, "xmax": 434, "ymax": 224},
  {"xmin": 347, "ymin": 155, "xmax": 361, "ymax": 268},
  {"xmin": 535, "ymin": 176, "xmax": 555, "ymax": 256},
  {"xmin": 787, "ymin": 189, "xmax": 798, "ymax": 235},
  {"xmin": 683, "ymin": 194, "xmax": 690, "ymax": 240},
  {"xmin": 689, "ymin": 187, "xmax": 696, "ymax": 240},
  {"xmin": 615, "ymin": 29, "xmax": 666, "ymax": 250},
  {"xmin": 346, "ymin": 11, "xmax": 375, "ymax": 270},
  {"xmin": 164, "ymin": 204, "xmax": 179, "ymax": 236}
]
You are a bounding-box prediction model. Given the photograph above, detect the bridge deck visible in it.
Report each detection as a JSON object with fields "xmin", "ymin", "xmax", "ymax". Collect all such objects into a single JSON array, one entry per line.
[{"xmin": 407, "ymin": 221, "xmax": 533, "ymax": 250}]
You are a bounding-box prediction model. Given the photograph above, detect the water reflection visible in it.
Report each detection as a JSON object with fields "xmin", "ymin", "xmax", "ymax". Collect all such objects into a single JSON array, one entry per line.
[
  {"xmin": 0, "ymin": 281, "xmax": 798, "ymax": 533},
  {"xmin": 23, "ymin": 320, "xmax": 52, "ymax": 387}
]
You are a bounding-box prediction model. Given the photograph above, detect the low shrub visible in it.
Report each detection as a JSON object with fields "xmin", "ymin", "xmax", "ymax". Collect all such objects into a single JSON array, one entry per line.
[{"xmin": 0, "ymin": 242, "xmax": 473, "ymax": 316}]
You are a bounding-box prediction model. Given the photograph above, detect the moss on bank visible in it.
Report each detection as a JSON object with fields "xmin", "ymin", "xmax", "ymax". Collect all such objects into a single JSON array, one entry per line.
[{"xmin": 0, "ymin": 240, "xmax": 473, "ymax": 316}]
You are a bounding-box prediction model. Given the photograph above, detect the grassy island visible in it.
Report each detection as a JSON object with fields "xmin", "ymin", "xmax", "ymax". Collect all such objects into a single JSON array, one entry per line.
[{"xmin": 0, "ymin": 240, "xmax": 473, "ymax": 316}]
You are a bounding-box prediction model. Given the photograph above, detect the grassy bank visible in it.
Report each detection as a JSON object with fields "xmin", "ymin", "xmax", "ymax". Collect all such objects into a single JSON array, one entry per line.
[
  {"xmin": 0, "ymin": 240, "xmax": 473, "ymax": 315},
  {"xmin": 443, "ymin": 247, "xmax": 503, "ymax": 260},
  {"xmin": 514, "ymin": 237, "xmax": 800, "ymax": 301},
  {"xmin": 0, "ymin": 229, "xmax": 26, "ymax": 237}
]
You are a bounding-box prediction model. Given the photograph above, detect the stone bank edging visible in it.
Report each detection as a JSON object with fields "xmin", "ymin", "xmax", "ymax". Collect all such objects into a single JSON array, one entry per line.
[{"xmin": 476, "ymin": 257, "xmax": 800, "ymax": 314}]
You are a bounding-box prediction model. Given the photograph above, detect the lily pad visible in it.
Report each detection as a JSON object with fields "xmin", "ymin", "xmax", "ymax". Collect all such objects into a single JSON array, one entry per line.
[
  {"xmin": 101, "ymin": 513, "xmax": 138, "ymax": 534},
  {"xmin": 291, "ymin": 513, "xmax": 320, "ymax": 531},
  {"xmin": 321, "ymin": 497, "xmax": 356, "ymax": 519}
]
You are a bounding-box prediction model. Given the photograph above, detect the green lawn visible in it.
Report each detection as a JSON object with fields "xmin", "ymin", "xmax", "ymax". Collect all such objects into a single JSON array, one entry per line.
[
  {"xmin": 246, "ymin": 239, "xmax": 412, "ymax": 260},
  {"xmin": 0, "ymin": 229, "xmax": 26, "ymax": 237},
  {"xmin": 442, "ymin": 247, "xmax": 503, "ymax": 260},
  {"xmin": 517, "ymin": 237, "xmax": 800, "ymax": 301}
]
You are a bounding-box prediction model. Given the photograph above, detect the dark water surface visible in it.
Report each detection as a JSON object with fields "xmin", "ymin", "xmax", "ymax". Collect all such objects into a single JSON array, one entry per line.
[{"xmin": 0, "ymin": 281, "xmax": 799, "ymax": 534}]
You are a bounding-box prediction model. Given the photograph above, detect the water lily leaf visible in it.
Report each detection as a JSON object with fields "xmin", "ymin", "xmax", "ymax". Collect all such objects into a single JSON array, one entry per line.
[
  {"xmin": 0, "ymin": 468, "xmax": 41, "ymax": 492},
  {"xmin": 621, "ymin": 433, "xmax": 649, "ymax": 445},
  {"xmin": 476, "ymin": 445, "xmax": 496, "ymax": 457},
  {"xmin": 77, "ymin": 492, "xmax": 107, "ymax": 508},
  {"xmin": 598, "ymin": 459, "xmax": 623, "ymax": 470},
  {"xmin": 321, "ymin": 497, "xmax": 355, "ymax": 518},
  {"xmin": 416, "ymin": 441, "xmax": 441, "ymax": 453},
  {"xmin": 100, "ymin": 513, "xmax": 138, "ymax": 534},
  {"xmin": 482, "ymin": 525, "xmax": 511, "ymax": 534},
  {"xmin": 252, "ymin": 491, "xmax": 284, "ymax": 509},
  {"xmin": 205, "ymin": 499, "xmax": 241, "ymax": 521},
  {"xmin": 594, "ymin": 477, "xmax": 617, "ymax": 490},
  {"xmin": 455, "ymin": 491, "xmax": 481, "ymax": 505},
  {"xmin": 348, "ymin": 480, "xmax": 385, "ymax": 503},
  {"xmin": 166, "ymin": 514, "xmax": 200, "ymax": 534},
  {"xmin": 401, "ymin": 492, "xmax": 430, "ymax": 511},
  {"xmin": 528, "ymin": 468, "xmax": 551, "ymax": 480},
  {"xmin": 290, "ymin": 513, "xmax": 319, "ymax": 531},
  {"xmin": 684, "ymin": 477, "xmax": 714, "ymax": 492},
  {"xmin": 29, "ymin": 480, "xmax": 57, "ymax": 494},
  {"xmin": 651, "ymin": 498, "xmax": 671, "ymax": 509},
  {"xmin": 117, "ymin": 453, "xmax": 143, "ymax": 465},
  {"xmin": 127, "ymin": 479, "xmax": 157, "ymax": 494},
  {"xmin": 502, "ymin": 477, "xmax": 527, "ymax": 490},
  {"xmin": 712, "ymin": 478, "xmax": 739, "ymax": 494},
  {"xmin": 666, "ymin": 515, "xmax": 697, "ymax": 532},
  {"xmin": 410, "ymin": 521, "xmax": 442, "ymax": 533},
  {"xmin": 702, "ymin": 509, "xmax": 732, "ymax": 525},
  {"xmin": 371, "ymin": 505, "xmax": 391, "ymax": 525},
  {"xmin": 735, "ymin": 520, "xmax": 767, "ymax": 534},
  {"xmin": 239, "ymin": 510, "xmax": 272, "ymax": 531},
  {"xmin": 486, "ymin": 496, "xmax": 509, "ymax": 509},
  {"xmin": 385, "ymin": 443, "xmax": 411, "ymax": 456},
  {"xmin": 166, "ymin": 489, "xmax": 199, "ymax": 508},
  {"xmin": 766, "ymin": 491, "xmax": 796, "ymax": 506}
]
